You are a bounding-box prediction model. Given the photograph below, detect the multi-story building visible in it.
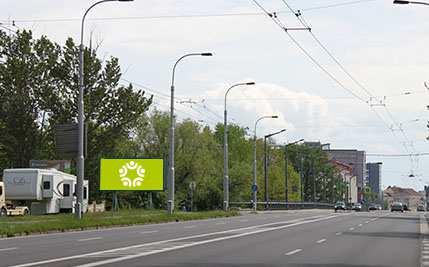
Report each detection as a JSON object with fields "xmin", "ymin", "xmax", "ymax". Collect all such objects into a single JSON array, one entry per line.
[
  {"xmin": 330, "ymin": 160, "xmax": 358, "ymax": 204},
  {"xmin": 326, "ymin": 149, "xmax": 366, "ymax": 202},
  {"xmin": 367, "ymin": 162, "xmax": 382, "ymax": 201}
]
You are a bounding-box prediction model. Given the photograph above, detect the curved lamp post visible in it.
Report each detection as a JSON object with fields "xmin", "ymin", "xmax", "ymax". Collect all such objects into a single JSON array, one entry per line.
[
  {"xmin": 252, "ymin": 115, "xmax": 278, "ymax": 211},
  {"xmin": 393, "ymin": 0, "xmax": 429, "ymax": 5},
  {"xmin": 223, "ymin": 82, "xmax": 255, "ymax": 211},
  {"xmin": 77, "ymin": 0, "xmax": 133, "ymax": 219},
  {"xmin": 168, "ymin": 52, "xmax": 213, "ymax": 215}
]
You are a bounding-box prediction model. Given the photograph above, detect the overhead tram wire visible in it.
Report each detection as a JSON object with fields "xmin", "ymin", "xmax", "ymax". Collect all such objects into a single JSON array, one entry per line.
[
  {"xmin": 121, "ymin": 78, "xmax": 220, "ymax": 125},
  {"xmin": 251, "ymin": 0, "xmax": 368, "ymax": 104},
  {"xmin": 272, "ymin": 0, "xmax": 415, "ymax": 158},
  {"xmin": 0, "ymin": 0, "xmax": 379, "ymax": 24},
  {"xmin": 281, "ymin": 0, "xmax": 418, "ymax": 168}
]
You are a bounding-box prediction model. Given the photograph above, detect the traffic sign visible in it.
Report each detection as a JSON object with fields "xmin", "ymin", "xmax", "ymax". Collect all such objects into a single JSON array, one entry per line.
[{"xmin": 252, "ymin": 184, "xmax": 258, "ymax": 192}]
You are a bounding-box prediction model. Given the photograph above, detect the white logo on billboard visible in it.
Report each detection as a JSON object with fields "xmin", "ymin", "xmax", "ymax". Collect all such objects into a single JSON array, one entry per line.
[{"xmin": 119, "ymin": 161, "xmax": 145, "ymax": 187}]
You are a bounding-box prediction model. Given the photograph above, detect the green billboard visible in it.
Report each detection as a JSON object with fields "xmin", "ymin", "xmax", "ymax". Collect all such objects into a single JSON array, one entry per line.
[{"xmin": 100, "ymin": 159, "xmax": 165, "ymax": 191}]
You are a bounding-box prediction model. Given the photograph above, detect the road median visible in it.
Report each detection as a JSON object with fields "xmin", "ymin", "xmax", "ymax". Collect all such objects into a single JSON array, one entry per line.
[{"xmin": 0, "ymin": 209, "xmax": 239, "ymax": 238}]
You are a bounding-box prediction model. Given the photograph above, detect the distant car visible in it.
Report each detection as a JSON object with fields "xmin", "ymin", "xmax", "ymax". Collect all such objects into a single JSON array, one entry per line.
[
  {"xmin": 391, "ymin": 202, "xmax": 404, "ymax": 212},
  {"xmin": 368, "ymin": 204, "xmax": 377, "ymax": 211},
  {"xmin": 417, "ymin": 205, "xmax": 425, "ymax": 212},
  {"xmin": 403, "ymin": 204, "xmax": 409, "ymax": 211},
  {"xmin": 375, "ymin": 204, "xmax": 382, "ymax": 210},
  {"xmin": 334, "ymin": 201, "xmax": 346, "ymax": 212},
  {"xmin": 352, "ymin": 203, "xmax": 362, "ymax": 211}
]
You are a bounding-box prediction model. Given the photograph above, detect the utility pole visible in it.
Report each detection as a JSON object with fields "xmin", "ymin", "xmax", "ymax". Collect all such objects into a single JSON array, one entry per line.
[
  {"xmin": 284, "ymin": 139, "xmax": 304, "ymax": 205},
  {"xmin": 263, "ymin": 129, "xmax": 286, "ymax": 209},
  {"xmin": 300, "ymin": 155, "xmax": 304, "ymax": 202},
  {"xmin": 167, "ymin": 53, "xmax": 212, "ymax": 215},
  {"xmin": 77, "ymin": 0, "xmax": 133, "ymax": 219},
  {"xmin": 252, "ymin": 115, "xmax": 278, "ymax": 212},
  {"xmin": 223, "ymin": 82, "xmax": 255, "ymax": 211}
]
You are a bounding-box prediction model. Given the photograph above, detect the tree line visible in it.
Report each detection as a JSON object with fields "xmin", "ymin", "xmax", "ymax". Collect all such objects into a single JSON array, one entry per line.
[{"xmin": 0, "ymin": 30, "xmax": 349, "ymax": 210}]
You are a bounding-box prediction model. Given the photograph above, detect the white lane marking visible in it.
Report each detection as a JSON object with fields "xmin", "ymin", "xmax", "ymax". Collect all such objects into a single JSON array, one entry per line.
[
  {"xmin": 422, "ymin": 255, "xmax": 429, "ymax": 260},
  {"xmin": 215, "ymin": 222, "xmax": 226, "ymax": 225},
  {"xmin": 358, "ymin": 224, "xmax": 363, "ymax": 227},
  {"xmin": 365, "ymin": 221, "xmax": 370, "ymax": 224},
  {"xmin": 422, "ymin": 251, "xmax": 429, "ymax": 254},
  {"xmin": 77, "ymin": 237, "xmax": 102, "ymax": 242},
  {"xmin": 10, "ymin": 214, "xmax": 343, "ymax": 267},
  {"xmin": 316, "ymin": 238, "xmax": 327, "ymax": 244},
  {"xmin": 335, "ymin": 232, "xmax": 342, "ymax": 236},
  {"xmin": 140, "ymin": 230, "xmax": 158, "ymax": 234},
  {"xmin": 285, "ymin": 249, "xmax": 302, "ymax": 256},
  {"xmin": 184, "ymin": 225, "xmax": 196, "ymax": 229},
  {"xmin": 0, "ymin": 247, "xmax": 18, "ymax": 252},
  {"xmin": 349, "ymin": 227, "xmax": 355, "ymax": 231}
]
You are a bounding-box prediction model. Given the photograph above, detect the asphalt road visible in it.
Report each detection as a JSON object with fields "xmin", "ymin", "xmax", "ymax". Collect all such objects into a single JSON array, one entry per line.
[{"xmin": 0, "ymin": 209, "xmax": 426, "ymax": 267}]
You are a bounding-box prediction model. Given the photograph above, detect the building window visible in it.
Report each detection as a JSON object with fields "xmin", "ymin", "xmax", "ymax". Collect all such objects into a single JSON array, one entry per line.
[
  {"xmin": 63, "ymin": 184, "xmax": 70, "ymax": 197},
  {"xmin": 83, "ymin": 187, "xmax": 87, "ymax": 200},
  {"xmin": 43, "ymin": 181, "xmax": 51, "ymax": 190}
]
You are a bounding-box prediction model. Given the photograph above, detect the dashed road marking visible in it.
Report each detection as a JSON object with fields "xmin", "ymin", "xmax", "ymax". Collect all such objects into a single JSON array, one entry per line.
[
  {"xmin": 358, "ymin": 224, "xmax": 363, "ymax": 227},
  {"xmin": 77, "ymin": 237, "xmax": 102, "ymax": 242},
  {"xmin": 316, "ymin": 238, "xmax": 327, "ymax": 244},
  {"xmin": 365, "ymin": 221, "xmax": 370, "ymax": 224},
  {"xmin": 349, "ymin": 227, "xmax": 355, "ymax": 231},
  {"xmin": 140, "ymin": 230, "xmax": 159, "ymax": 234},
  {"xmin": 285, "ymin": 249, "xmax": 302, "ymax": 256},
  {"xmin": 335, "ymin": 232, "xmax": 342, "ymax": 236},
  {"xmin": 0, "ymin": 247, "xmax": 18, "ymax": 252}
]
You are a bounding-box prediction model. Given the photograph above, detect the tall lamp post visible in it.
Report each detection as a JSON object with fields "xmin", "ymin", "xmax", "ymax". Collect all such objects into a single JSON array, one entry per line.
[
  {"xmin": 393, "ymin": 0, "xmax": 429, "ymax": 6},
  {"xmin": 284, "ymin": 139, "xmax": 304, "ymax": 205},
  {"xmin": 252, "ymin": 115, "xmax": 278, "ymax": 211},
  {"xmin": 264, "ymin": 129, "xmax": 286, "ymax": 209},
  {"xmin": 77, "ymin": 0, "xmax": 133, "ymax": 219},
  {"xmin": 168, "ymin": 52, "xmax": 213, "ymax": 215},
  {"xmin": 223, "ymin": 82, "xmax": 255, "ymax": 211}
]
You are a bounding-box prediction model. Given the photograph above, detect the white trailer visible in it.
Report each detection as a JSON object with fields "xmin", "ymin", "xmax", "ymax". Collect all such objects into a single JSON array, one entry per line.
[{"xmin": 2, "ymin": 169, "xmax": 88, "ymax": 215}]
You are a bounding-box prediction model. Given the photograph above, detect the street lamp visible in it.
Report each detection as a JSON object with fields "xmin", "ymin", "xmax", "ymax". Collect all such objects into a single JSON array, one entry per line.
[
  {"xmin": 223, "ymin": 81, "xmax": 255, "ymax": 211},
  {"xmin": 77, "ymin": 0, "xmax": 133, "ymax": 219},
  {"xmin": 264, "ymin": 129, "xmax": 286, "ymax": 209},
  {"xmin": 252, "ymin": 115, "xmax": 278, "ymax": 211},
  {"xmin": 393, "ymin": 0, "xmax": 429, "ymax": 5},
  {"xmin": 168, "ymin": 52, "xmax": 213, "ymax": 215},
  {"xmin": 284, "ymin": 139, "xmax": 304, "ymax": 204}
]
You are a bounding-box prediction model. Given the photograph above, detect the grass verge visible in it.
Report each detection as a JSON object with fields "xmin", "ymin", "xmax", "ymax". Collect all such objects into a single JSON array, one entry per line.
[{"xmin": 0, "ymin": 209, "xmax": 239, "ymax": 238}]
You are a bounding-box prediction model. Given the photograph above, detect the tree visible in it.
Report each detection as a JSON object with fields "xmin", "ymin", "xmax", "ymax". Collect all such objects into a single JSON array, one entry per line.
[{"xmin": 0, "ymin": 30, "xmax": 153, "ymax": 199}]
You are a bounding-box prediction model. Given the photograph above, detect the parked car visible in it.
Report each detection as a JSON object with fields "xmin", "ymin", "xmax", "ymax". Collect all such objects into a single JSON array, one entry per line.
[
  {"xmin": 391, "ymin": 202, "xmax": 404, "ymax": 212},
  {"xmin": 403, "ymin": 204, "xmax": 410, "ymax": 211},
  {"xmin": 352, "ymin": 203, "xmax": 362, "ymax": 211},
  {"xmin": 417, "ymin": 205, "xmax": 425, "ymax": 212},
  {"xmin": 334, "ymin": 201, "xmax": 346, "ymax": 212},
  {"xmin": 368, "ymin": 204, "xmax": 377, "ymax": 211},
  {"xmin": 375, "ymin": 204, "xmax": 382, "ymax": 210}
]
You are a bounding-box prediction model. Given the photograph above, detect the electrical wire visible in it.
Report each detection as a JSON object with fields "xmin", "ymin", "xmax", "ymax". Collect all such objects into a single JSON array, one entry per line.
[{"xmin": 0, "ymin": 0, "xmax": 379, "ymax": 24}]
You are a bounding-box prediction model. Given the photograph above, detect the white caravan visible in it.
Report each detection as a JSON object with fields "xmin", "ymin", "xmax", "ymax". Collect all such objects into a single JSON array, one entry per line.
[{"xmin": 2, "ymin": 169, "xmax": 88, "ymax": 215}]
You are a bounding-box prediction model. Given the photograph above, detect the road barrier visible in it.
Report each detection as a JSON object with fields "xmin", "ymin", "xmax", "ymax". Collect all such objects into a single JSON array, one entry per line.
[{"xmin": 229, "ymin": 201, "xmax": 334, "ymax": 210}]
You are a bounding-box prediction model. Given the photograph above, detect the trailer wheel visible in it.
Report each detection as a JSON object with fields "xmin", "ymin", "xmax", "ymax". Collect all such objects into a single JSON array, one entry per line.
[
  {"xmin": 23, "ymin": 209, "xmax": 29, "ymax": 216},
  {"xmin": 0, "ymin": 208, "xmax": 6, "ymax": 217}
]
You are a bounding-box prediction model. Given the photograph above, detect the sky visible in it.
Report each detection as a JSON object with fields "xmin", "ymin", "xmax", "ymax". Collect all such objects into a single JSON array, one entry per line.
[{"xmin": 1, "ymin": 0, "xmax": 429, "ymax": 190}]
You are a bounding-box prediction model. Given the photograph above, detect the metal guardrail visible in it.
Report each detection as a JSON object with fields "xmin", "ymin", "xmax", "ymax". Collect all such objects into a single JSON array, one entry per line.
[{"xmin": 229, "ymin": 201, "xmax": 334, "ymax": 210}]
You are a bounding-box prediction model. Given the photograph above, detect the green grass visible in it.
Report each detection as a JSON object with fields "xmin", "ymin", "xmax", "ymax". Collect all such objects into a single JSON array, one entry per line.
[{"xmin": 0, "ymin": 209, "xmax": 239, "ymax": 238}]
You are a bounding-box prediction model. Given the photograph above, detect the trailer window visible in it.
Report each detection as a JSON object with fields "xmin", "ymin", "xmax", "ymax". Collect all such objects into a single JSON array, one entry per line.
[
  {"xmin": 43, "ymin": 181, "xmax": 51, "ymax": 190},
  {"xmin": 83, "ymin": 187, "xmax": 87, "ymax": 200},
  {"xmin": 63, "ymin": 184, "xmax": 70, "ymax": 197}
]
